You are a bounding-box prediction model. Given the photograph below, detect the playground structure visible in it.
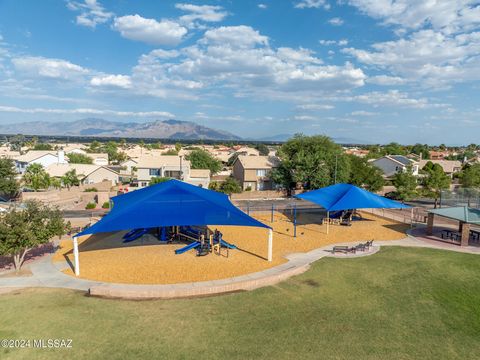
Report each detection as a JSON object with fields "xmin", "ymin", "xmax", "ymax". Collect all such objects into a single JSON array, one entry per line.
[{"xmin": 121, "ymin": 225, "xmax": 237, "ymax": 257}]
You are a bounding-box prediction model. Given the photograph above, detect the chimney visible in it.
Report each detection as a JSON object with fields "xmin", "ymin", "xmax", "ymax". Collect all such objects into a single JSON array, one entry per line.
[{"xmin": 58, "ymin": 149, "xmax": 65, "ymax": 164}]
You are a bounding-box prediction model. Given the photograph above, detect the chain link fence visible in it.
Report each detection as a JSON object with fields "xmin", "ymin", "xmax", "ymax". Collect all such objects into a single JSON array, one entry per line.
[{"xmin": 440, "ymin": 188, "xmax": 480, "ymax": 209}]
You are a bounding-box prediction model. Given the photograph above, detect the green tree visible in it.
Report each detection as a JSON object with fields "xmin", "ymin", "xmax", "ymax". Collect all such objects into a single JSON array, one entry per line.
[
  {"xmin": 67, "ymin": 153, "xmax": 93, "ymax": 164},
  {"xmin": 347, "ymin": 155, "xmax": 384, "ymax": 192},
  {"xmin": 255, "ymin": 143, "xmax": 270, "ymax": 156},
  {"xmin": 410, "ymin": 143, "xmax": 430, "ymax": 159},
  {"xmin": 89, "ymin": 140, "xmax": 101, "ymax": 153},
  {"xmin": 421, "ymin": 162, "xmax": 451, "ymax": 208},
  {"xmin": 61, "ymin": 169, "xmax": 80, "ymax": 190},
  {"xmin": 383, "ymin": 142, "xmax": 407, "ymax": 155},
  {"xmin": 218, "ymin": 177, "xmax": 242, "ymax": 195},
  {"xmin": 0, "ymin": 201, "xmax": 68, "ymax": 272},
  {"xmin": 227, "ymin": 153, "xmax": 239, "ymax": 167},
  {"xmin": 175, "ymin": 142, "xmax": 182, "ymax": 153},
  {"xmin": 208, "ymin": 181, "xmax": 220, "ymax": 191},
  {"xmin": 274, "ymin": 134, "xmax": 349, "ymax": 190},
  {"xmin": 149, "ymin": 177, "xmax": 170, "ymax": 185},
  {"xmin": 392, "ymin": 166, "xmax": 417, "ymax": 202},
  {"xmin": 23, "ymin": 163, "xmax": 50, "ymax": 191},
  {"xmin": 186, "ymin": 149, "xmax": 222, "ymax": 174},
  {"xmin": 33, "ymin": 143, "xmax": 53, "ymax": 151},
  {"xmin": 163, "ymin": 149, "xmax": 178, "ymax": 155},
  {"xmin": 50, "ymin": 177, "xmax": 62, "ymax": 190},
  {"xmin": 460, "ymin": 164, "xmax": 480, "ymax": 188},
  {"xmin": 0, "ymin": 158, "xmax": 19, "ymax": 199}
]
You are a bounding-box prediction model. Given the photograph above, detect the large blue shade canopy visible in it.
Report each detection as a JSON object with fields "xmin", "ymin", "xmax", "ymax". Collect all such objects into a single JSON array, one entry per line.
[
  {"xmin": 77, "ymin": 179, "xmax": 270, "ymax": 236},
  {"xmin": 295, "ymin": 183, "xmax": 410, "ymax": 211}
]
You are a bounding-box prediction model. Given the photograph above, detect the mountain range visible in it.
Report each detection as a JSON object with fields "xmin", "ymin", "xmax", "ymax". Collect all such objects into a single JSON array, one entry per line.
[{"xmin": 0, "ymin": 118, "xmax": 241, "ymax": 141}]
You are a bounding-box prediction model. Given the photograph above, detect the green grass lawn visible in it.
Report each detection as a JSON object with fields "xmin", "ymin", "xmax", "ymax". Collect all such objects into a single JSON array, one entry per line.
[{"xmin": 2, "ymin": 246, "xmax": 480, "ymax": 360}]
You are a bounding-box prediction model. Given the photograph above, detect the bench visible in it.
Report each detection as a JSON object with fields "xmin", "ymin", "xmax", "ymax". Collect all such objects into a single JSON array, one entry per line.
[{"xmin": 332, "ymin": 245, "xmax": 355, "ymax": 254}]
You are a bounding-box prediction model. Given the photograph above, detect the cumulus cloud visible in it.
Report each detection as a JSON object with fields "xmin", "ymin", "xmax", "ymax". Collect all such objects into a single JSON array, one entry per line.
[
  {"xmin": 90, "ymin": 74, "xmax": 132, "ymax": 89},
  {"xmin": 294, "ymin": 0, "xmax": 330, "ymax": 10},
  {"xmin": 128, "ymin": 25, "xmax": 366, "ymax": 101},
  {"xmin": 113, "ymin": 15, "xmax": 187, "ymax": 46},
  {"xmin": 350, "ymin": 110, "xmax": 377, "ymax": 116},
  {"xmin": 12, "ymin": 56, "xmax": 88, "ymax": 80},
  {"xmin": 347, "ymin": 0, "xmax": 480, "ymax": 34},
  {"xmin": 66, "ymin": 0, "xmax": 113, "ymax": 28},
  {"xmin": 297, "ymin": 103, "xmax": 335, "ymax": 110},
  {"xmin": 175, "ymin": 3, "xmax": 228, "ymax": 28},
  {"xmin": 258, "ymin": 4, "xmax": 268, "ymax": 9},
  {"xmin": 0, "ymin": 105, "xmax": 174, "ymax": 118},
  {"xmin": 367, "ymin": 75, "xmax": 407, "ymax": 86},
  {"xmin": 344, "ymin": 30, "xmax": 480, "ymax": 87},
  {"xmin": 319, "ymin": 39, "xmax": 348, "ymax": 46}
]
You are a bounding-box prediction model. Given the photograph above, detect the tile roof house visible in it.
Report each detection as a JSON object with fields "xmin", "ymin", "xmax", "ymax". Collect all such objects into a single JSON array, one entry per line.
[
  {"xmin": 232, "ymin": 155, "xmax": 280, "ymax": 191},
  {"xmin": 418, "ymin": 159, "xmax": 462, "ymax": 176},
  {"xmin": 46, "ymin": 163, "xmax": 119, "ymax": 185},
  {"xmin": 13, "ymin": 150, "xmax": 68, "ymax": 174},
  {"xmin": 371, "ymin": 155, "xmax": 419, "ymax": 178}
]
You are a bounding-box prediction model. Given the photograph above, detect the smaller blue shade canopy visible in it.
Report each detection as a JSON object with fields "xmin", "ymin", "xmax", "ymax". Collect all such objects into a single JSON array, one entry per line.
[
  {"xmin": 77, "ymin": 179, "xmax": 270, "ymax": 236},
  {"xmin": 295, "ymin": 183, "xmax": 410, "ymax": 211}
]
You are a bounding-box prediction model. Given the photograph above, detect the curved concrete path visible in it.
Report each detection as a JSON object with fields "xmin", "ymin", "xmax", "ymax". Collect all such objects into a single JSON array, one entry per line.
[{"xmin": 1, "ymin": 229, "xmax": 479, "ymax": 299}]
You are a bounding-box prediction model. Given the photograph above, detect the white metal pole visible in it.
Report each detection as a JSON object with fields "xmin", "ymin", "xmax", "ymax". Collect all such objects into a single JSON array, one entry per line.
[
  {"xmin": 73, "ymin": 236, "xmax": 80, "ymax": 276},
  {"xmin": 267, "ymin": 229, "xmax": 273, "ymax": 262}
]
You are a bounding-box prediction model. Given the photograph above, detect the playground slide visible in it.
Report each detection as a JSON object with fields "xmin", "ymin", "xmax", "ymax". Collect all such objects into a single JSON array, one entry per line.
[
  {"xmin": 175, "ymin": 241, "xmax": 201, "ymax": 255},
  {"xmin": 123, "ymin": 228, "xmax": 149, "ymax": 243},
  {"xmin": 220, "ymin": 239, "xmax": 237, "ymax": 249},
  {"xmin": 123, "ymin": 228, "xmax": 140, "ymax": 239}
]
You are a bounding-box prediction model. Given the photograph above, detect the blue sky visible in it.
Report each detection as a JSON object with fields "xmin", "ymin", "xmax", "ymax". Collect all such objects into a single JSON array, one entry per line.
[{"xmin": 0, "ymin": 0, "xmax": 479, "ymax": 144}]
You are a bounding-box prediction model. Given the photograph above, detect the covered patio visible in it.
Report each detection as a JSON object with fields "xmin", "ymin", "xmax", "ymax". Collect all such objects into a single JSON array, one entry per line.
[{"xmin": 426, "ymin": 207, "xmax": 480, "ymax": 246}]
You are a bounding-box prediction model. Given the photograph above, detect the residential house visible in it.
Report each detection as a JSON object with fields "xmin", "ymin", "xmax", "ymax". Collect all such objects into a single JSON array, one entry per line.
[
  {"xmin": 189, "ymin": 169, "xmax": 211, "ymax": 188},
  {"xmin": 46, "ymin": 163, "xmax": 119, "ymax": 185},
  {"xmin": 134, "ymin": 155, "xmax": 210, "ymax": 188},
  {"xmin": 371, "ymin": 155, "xmax": 419, "ymax": 178},
  {"xmin": 429, "ymin": 151, "xmax": 449, "ymax": 160},
  {"xmin": 344, "ymin": 148, "xmax": 370, "ymax": 157},
  {"xmin": 85, "ymin": 153, "xmax": 109, "ymax": 166},
  {"xmin": 232, "ymin": 155, "xmax": 279, "ymax": 191},
  {"xmin": 418, "ymin": 159, "xmax": 462, "ymax": 177},
  {"xmin": 13, "ymin": 150, "xmax": 68, "ymax": 174}
]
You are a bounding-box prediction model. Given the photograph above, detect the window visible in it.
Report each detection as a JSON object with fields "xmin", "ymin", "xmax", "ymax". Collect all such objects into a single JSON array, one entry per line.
[
  {"xmin": 256, "ymin": 169, "xmax": 267, "ymax": 177},
  {"xmin": 149, "ymin": 168, "xmax": 161, "ymax": 176},
  {"xmin": 164, "ymin": 170, "xmax": 181, "ymax": 179}
]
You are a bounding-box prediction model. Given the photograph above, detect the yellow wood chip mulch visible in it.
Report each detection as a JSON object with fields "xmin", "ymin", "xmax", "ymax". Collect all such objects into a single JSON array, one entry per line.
[{"xmin": 55, "ymin": 212, "xmax": 408, "ymax": 284}]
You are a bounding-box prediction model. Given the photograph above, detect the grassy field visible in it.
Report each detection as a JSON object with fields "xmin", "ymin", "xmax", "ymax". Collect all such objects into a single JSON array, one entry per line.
[{"xmin": 2, "ymin": 246, "xmax": 480, "ymax": 359}]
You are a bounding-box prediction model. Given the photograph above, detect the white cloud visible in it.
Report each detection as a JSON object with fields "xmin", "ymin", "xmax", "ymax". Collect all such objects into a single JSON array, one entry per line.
[
  {"xmin": 344, "ymin": 30, "xmax": 480, "ymax": 87},
  {"xmin": 175, "ymin": 3, "xmax": 228, "ymax": 28},
  {"xmin": 66, "ymin": 0, "xmax": 113, "ymax": 28},
  {"xmin": 294, "ymin": 0, "xmax": 330, "ymax": 10},
  {"xmin": 353, "ymin": 90, "xmax": 447, "ymax": 109},
  {"xmin": 113, "ymin": 15, "xmax": 187, "ymax": 46},
  {"xmin": 294, "ymin": 115, "xmax": 318, "ymax": 121},
  {"xmin": 202, "ymin": 25, "xmax": 269, "ymax": 48},
  {"xmin": 319, "ymin": 39, "xmax": 348, "ymax": 46},
  {"xmin": 297, "ymin": 104, "xmax": 334, "ymax": 110},
  {"xmin": 350, "ymin": 110, "xmax": 377, "ymax": 116},
  {"xmin": 258, "ymin": 4, "xmax": 268, "ymax": 9},
  {"xmin": 328, "ymin": 17, "xmax": 344, "ymax": 26},
  {"xmin": 90, "ymin": 74, "xmax": 132, "ymax": 89},
  {"xmin": 0, "ymin": 105, "xmax": 174, "ymax": 118},
  {"xmin": 129, "ymin": 26, "xmax": 366, "ymax": 100},
  {"xmin": 347, "ymin": 0, "xmax": 480, "ymax": 34},
  {"xmin": 12, "ymin": 56, "xmax": 88, "ymax": 80},
  {"xmin": 367, "ymin": 75, "xmax": 407, "ymax": 86}
]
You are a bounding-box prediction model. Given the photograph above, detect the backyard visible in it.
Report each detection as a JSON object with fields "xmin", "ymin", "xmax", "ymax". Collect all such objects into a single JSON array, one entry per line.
[{"xmin": 1, "ymin": 246, "xmax": 480, "ymax": 359}]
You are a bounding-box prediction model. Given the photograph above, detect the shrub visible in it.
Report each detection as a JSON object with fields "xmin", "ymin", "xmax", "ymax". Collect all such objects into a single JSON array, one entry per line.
[
  {"xmin": 245, "ymin": 186, "xmax": 252, "ymax": 191},
  {"xmin": 101, "ymin": 201, "xmax": 110, "ymax": 209},
  {"xmin": 85, "ymin": 202, "xmax": 96, "ymax": 209},
  {"xmin": 84, "ymin": 187, "xmax": 98, "ymax": 192}
]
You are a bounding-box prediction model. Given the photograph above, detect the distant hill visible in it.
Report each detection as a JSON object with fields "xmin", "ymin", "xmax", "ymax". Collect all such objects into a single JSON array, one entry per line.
[{"xmin": 0, "ymin": 118, "xmax": 242, "ymax": 141}]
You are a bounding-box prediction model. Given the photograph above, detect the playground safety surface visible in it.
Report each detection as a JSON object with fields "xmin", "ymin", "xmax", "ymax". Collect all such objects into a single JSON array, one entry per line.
[{"xmin": 54, "ymin": 212, "xmax": 408, "ymax": 284}]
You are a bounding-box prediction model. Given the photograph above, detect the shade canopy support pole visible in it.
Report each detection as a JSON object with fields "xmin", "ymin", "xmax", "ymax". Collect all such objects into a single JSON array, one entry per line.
[
  {"xmin": 294, "ymin": 203, "xmax": 297, "ymax": 238},
  {"xmin": 326, "ymin": 211, "xmax": 330, "ymax": 235},
  {"xmin": 268, "ymin": 229, "xmax": 273, "ymax": 262},
  {"xmin": 73, "ymin": 236, "xmax": 80, "ymax": 276}
]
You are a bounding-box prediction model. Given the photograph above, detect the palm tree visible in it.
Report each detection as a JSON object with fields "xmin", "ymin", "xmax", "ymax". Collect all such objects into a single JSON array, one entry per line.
[
  {"xmin": 23, "ymin": 164, "xmax": 50, "ymax": 191},
  {"xmin": 61, "ymin": 169, "xmax": 80, "ymax": 190}
]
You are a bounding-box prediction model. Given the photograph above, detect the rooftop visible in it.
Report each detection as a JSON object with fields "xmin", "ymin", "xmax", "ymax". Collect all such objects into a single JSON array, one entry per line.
[{"xmin": 428, "ymin": 206, "xmax": 480, "ymax": 224}]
